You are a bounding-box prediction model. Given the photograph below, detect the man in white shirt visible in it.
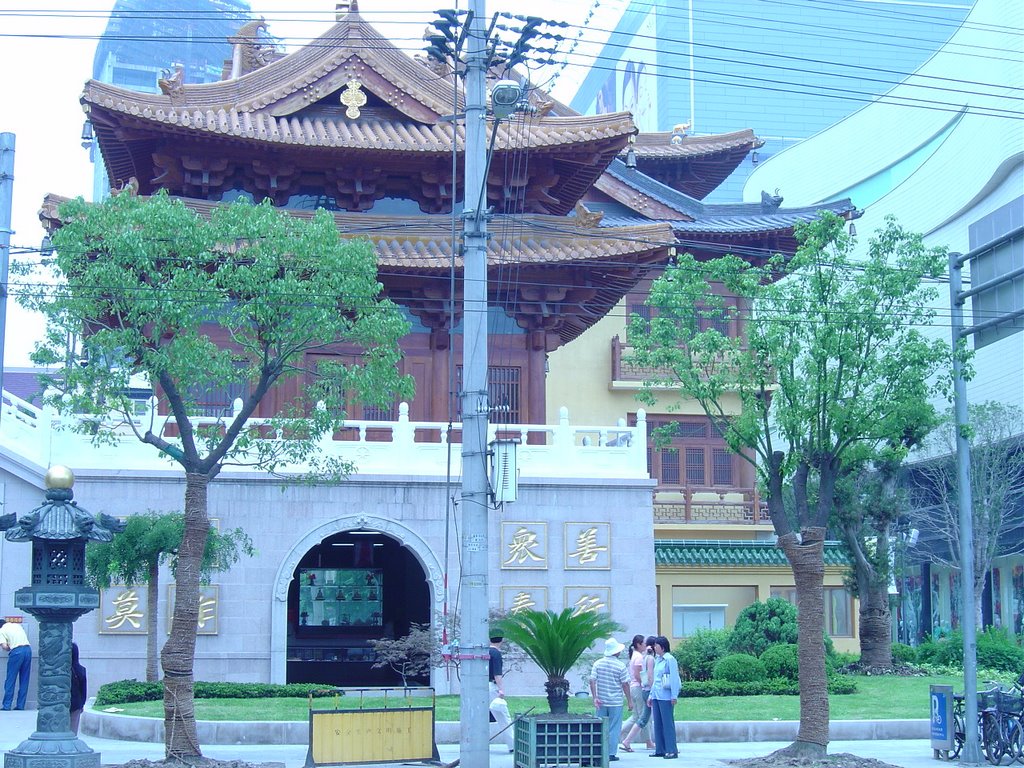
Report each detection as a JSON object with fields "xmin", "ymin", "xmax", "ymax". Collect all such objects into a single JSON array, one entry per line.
[
  {"xmin": 0, "ymin": 619, "xmax": 31, "ymax": 711},
  {"xmin": 590, "ymin": 637, "xmax": 632, "ymax": 761}
]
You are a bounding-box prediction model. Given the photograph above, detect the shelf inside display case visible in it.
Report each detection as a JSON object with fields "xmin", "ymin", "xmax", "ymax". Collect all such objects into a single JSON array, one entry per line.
[{"xmin": 297, "ymin": 568, "xmax": 383, "ymax": 630}]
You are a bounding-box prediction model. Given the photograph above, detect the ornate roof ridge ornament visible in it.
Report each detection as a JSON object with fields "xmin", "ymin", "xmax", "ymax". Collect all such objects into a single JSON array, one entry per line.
[
  {"xmin": 1, "ymin": 465, "xmax": 124, "ymax": 543},
  {"xmin": 228, "ymin": 18, "xmax": 273, "ymax": 78},
  {"xmin": 340, "ymin": 79, "xmax": 368, "ymax": 119},
  {"xmin": 337, "ymin": 0, "xmax": 360, "ymax": 18}
]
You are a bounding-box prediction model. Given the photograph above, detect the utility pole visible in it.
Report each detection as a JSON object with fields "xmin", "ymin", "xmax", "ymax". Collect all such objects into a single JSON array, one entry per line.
[
  {"xmin": 459, "ymin": 0, "xmax": 491, "ymax": 766},
  {"xmin": 949, "ymin": 250, "xmax": 982, "ymax": 765},
  {"xmin": 0, "ymin": 132, "xmax": 15, "ymax": 414},
  {"xmin": 948, "ymin": 230, "xmax": 1024, "ymax": 765}
]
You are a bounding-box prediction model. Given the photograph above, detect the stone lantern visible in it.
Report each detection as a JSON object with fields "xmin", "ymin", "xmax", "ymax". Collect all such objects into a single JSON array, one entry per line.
[{"xmin": 0, "ymin": 466, "xmax": 123, "ymax": 768}]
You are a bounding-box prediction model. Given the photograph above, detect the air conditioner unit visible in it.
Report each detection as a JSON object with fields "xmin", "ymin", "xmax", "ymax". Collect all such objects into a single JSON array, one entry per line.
[{"xmin": 490, "ymin": 438, "xmax": 519, "ymax": 503}]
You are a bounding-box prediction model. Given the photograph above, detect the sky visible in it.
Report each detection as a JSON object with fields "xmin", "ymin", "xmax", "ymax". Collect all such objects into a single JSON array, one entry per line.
[{"xmin": 0, "ymin": 0, "xmax": 613, "ymax": 368}]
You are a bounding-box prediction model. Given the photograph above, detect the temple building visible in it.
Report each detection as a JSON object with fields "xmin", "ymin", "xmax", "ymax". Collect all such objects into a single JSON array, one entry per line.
[{"xmin": 1, "ymin": 5, "xmax": 858, "ymax": 699}]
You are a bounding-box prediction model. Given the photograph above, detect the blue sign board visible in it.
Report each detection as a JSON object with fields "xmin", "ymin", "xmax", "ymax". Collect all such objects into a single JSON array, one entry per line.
[{"xmin": 930, "ymin": 684, "xmax": 953, "ymax": 750}]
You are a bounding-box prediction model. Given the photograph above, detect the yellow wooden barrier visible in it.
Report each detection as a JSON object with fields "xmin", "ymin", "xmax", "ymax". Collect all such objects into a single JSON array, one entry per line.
[{"xmin": 304, "ymin": 687, "xmax": 439, "ymax": 767}]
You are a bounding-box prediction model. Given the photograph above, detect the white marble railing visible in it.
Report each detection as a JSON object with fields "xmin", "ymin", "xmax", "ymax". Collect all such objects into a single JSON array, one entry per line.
[{"xmin": 0, "ymin": 390, "xmax": 649, "ymax": 481}]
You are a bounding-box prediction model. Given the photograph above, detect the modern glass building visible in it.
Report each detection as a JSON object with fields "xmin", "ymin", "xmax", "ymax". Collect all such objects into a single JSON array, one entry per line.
[
  {"xmin": 88, "ymin": 0, "xmax": 253, "ymax": 200},
  {"xmin": 558, "ymin": 0, "xmax": 971, "ymax": 201}
]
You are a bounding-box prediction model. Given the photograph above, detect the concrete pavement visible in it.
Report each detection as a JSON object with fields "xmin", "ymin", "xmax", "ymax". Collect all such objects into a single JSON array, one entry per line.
[{"xmin": 0, "ymin": 708, "xmax": 947, "ymax": 768}]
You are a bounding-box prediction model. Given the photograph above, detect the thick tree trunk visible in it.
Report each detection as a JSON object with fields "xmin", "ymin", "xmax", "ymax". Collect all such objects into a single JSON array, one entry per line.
[
  {"xmin": 161, "ymin": 471, "xmax": 210, "ymax": 759},
  {"xmin": 147, "ymin": 562, "xmax": 159, "ymax": 682},
  {"xmin": 859, "ymin": 581, "xmax": 894, "ymax": 669},
  {"xmin": 780, "ymin": 527, "xmax": 829, "ymax": 757}
]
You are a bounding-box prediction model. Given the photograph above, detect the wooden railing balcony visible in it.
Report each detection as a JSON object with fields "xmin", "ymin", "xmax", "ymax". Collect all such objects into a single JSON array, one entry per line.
[
  {"xmin": 653, "ymin": 486, "xmax": 769, "ymax": 525},
  {"xmin": 611, "ymin": 334, "xmax": 669, "ymax": 383}
]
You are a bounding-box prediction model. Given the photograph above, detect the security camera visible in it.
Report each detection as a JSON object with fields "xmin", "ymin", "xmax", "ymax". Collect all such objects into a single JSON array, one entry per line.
[{"xmin": 490, "ymin": 80, "xmax": 523, "ymax": 119}]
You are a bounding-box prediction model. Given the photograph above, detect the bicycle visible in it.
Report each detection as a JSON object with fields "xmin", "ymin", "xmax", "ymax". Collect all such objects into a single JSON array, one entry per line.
[{"xmin": 939, "ymin": 684, "xmax": 1003, "ymax": 762}]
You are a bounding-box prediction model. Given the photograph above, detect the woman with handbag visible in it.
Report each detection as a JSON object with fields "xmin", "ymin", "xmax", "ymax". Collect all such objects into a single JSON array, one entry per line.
[{"xmin": 647, "ymin": 636, "xmax": 680, "ymax": 759}]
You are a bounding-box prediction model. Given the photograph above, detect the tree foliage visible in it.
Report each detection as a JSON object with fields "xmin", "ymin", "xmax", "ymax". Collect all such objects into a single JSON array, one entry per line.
[
  {"xmin": 86, "ymin": 511, "xmax": 254, "ymax": 681},
  {"xmin": 369, "ymin": 623, "xmax": 439, "ymax": 687},
  {"xmin": 22, "ymin": 191, "xmax": 412, "ymax": 758},
  {"xmin": 629, "ymin": 212, "xmax": 948, "ymax": 755}
]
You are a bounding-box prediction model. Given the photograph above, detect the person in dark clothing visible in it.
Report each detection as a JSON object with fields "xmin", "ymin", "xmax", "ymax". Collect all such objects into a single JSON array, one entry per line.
[
  {"xmin": 488, "ymin": 634, "xmax": 514, "ymax": 752},
  {"xmin": 70, "ymin": 642, "xmax": 87, "ymax": 735}
]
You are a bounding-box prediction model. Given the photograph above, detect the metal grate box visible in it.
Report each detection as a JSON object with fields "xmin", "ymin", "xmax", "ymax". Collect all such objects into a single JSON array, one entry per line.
[{"xmin": 513, "ymin": 714, "xmax": 607, "ymax": 768}]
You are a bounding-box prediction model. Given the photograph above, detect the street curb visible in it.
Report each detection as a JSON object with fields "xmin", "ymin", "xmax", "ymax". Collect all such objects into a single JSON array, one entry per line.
[{"xmin": 82, "ymin": 709, "xmax": 929, "ymax": 745}]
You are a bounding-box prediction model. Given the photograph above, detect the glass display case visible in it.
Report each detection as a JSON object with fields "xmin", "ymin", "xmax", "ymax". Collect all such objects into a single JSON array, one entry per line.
[{"xmin": 297, "ymin": 568, "xmax": 383, "ymax": 629}]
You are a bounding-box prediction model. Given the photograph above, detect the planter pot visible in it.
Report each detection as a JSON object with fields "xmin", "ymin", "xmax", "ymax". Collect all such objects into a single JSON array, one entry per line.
[{"xmin": 513, "ymin": 713, "xmax": 606, "ymax": 768}]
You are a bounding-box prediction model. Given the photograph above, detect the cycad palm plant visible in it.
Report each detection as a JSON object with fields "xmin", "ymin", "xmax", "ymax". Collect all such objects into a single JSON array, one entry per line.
[{"xmin": 494, "ymin": 608, "xmax": 621, "ymax": 714}]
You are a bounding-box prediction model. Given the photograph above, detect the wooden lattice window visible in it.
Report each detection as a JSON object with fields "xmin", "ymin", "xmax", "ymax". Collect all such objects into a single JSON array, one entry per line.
[
  {"xmin": 636, "ymin": 415, "xmax": 736, "ymax": 490},
  {"xmin": 455, "ymin": 366, "xmax": 522, "ymax": 424}
]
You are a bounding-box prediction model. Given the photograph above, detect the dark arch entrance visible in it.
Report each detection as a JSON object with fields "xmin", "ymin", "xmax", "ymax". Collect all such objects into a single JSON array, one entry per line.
[{"xmin": 285, "ymin": 529, "xmax": 430, "ymax": 686}]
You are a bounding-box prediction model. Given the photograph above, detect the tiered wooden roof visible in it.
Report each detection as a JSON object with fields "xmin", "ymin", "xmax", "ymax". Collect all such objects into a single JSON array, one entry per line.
[
  {"xmin": 585, "ymin": 160, "xmax": 859, "ymax": 260},
  {"xmin": 623, "ymin": 129, "xmax": 763, "ymax": 200},
  {"xmin": 82, "ymin": 10, "xmax": 638, "ymax": 217}
]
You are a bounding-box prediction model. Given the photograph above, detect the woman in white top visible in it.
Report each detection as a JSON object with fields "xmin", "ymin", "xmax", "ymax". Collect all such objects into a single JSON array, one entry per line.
[{"xmin": 619, "ymin": 634, "xmax": 656, "ymax": 751}]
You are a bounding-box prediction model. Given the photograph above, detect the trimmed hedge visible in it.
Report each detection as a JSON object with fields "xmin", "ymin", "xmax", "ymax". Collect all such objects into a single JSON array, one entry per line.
[
  {"xmin": 95, "ymin": 680, "xmax": 338, "ymax": 706},
  {"xmin": 713, "ymin": 653, "xmax": 765, "ymax": 683},
  {"xmin": 760, "ymin": 643, "xmax": 799, "ymax": 681},
  {"xmin": 674, "ymin": 628, "xmax": 731, "ymax": 682},
  {"xmin": 729, "ymin": 599, "xmax": 798, "ymax": 657},
  {"xmin": 680, "ymin": 675, "xmax": 857, "ymax": 697}
]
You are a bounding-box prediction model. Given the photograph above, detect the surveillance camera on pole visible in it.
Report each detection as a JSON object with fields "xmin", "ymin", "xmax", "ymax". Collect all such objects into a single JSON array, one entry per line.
[{"xmin": 490, "ymin": 80, "xmax": 523, "ymax": 119}]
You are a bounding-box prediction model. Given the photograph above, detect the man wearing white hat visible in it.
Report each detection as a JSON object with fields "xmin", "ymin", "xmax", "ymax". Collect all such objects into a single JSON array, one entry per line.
[{"xmin": 590, "ymin": 637, "xmax": 633, "ymax": 761}]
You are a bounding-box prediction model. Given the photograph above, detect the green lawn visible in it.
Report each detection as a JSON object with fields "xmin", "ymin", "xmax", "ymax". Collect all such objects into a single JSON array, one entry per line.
[{"xmin": 98, "ymin": 674, "xmax": 962, "ymax": 722}]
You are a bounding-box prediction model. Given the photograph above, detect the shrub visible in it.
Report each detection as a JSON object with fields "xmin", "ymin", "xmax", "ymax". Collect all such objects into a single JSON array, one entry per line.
[
  {"xmin": 891, "ymin": 643, "xmax": 917, "ymax": 664},
  {"xmin": 95, "ymin": 680, "xmax": 337, "ymax": 706},
  {"xmin": 977, "ymin": 628, "xmax": 1024, "ymax": 673},
  {"xmin": 674, "ymin": 628, "xmax": 731, "ymax": 681},
  {"xmin": 713, "ymin": 653, "xmax": 766, "ymax": 683},
  {"xmin": 729, "ymin": 598, "xmax": 798, "ymax": 657},
  {"xmin": 679, "ymin": 675, "xmax": 857, "ymax": 697},
  {"xmin": 760, "ymin": 643, "xmax": 799, "ymax": 681}
]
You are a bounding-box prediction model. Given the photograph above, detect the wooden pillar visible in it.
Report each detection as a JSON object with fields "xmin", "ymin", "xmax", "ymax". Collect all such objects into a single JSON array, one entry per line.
[{"xmin": 527, "ymin": 330, "xmax": 548, "ymax": 427}]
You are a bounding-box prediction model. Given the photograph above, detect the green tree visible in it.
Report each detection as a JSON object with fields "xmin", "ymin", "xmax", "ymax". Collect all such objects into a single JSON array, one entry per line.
[
  {"xmin": 23, "ymin": 190, "xmax": 412, "ymax": 759},
  {"xmin": 629, "ymin": 212, "xmax": 948, "ymax": 757},
  {"xmin": 834, "ymin": 430, "xmax": 930, "ymax": 671},
  {"xmin": 86, "ymin": 511, "xmax": 255, "ymax": 681},
  {"xmin": 493, "ymin": 609, "xmax": 621, "ymax": 714}
]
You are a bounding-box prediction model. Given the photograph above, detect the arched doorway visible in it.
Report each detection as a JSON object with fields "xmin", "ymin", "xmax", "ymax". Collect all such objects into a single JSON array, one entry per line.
[{"xmin": 273, "ymin": 516, "xmax": 442, "ymax": 687}]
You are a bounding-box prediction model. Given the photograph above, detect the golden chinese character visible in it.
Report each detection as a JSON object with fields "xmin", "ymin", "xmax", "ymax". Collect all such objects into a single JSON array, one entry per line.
[
  {"xmin": 504, "ymin": 527, "xmax": 544, "ymax": 566},
  {"xmin": 105, "ymin": 590, "xmax": 144, "ymax": 630},
  {"xmin": 197, "ymin": 594, "xmax": 217, "ymax": 629},
  {"xmin": 510, "ymin": 592, "xmax": 536, "ymax": 614},
  {"xmin": 571, "ymin": 594, "xmax": 605, "ymax": 616},
  {"xmin": 568, "ymin": 527, "xmax": 608, "ymax": 565}
]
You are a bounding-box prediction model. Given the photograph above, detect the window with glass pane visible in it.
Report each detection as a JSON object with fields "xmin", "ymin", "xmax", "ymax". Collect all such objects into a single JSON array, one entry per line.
[
  {"xmin": 826, "ymin": 588, "xmax": 852, "ymax": 636},
  {"xmin": 672, "ymin": 604, "xmax": 726, "ymax": 637},
  {"xmin": 770, "ymin": 586, "xmax": 852, "ymax": 637}
]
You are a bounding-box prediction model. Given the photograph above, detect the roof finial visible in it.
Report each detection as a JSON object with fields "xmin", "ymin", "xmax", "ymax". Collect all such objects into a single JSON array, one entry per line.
[{"xmin": 337, "ymin": 0, "xmax": 359, "ymax": 19}]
